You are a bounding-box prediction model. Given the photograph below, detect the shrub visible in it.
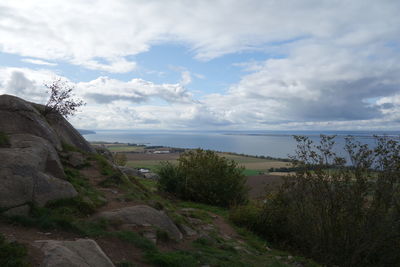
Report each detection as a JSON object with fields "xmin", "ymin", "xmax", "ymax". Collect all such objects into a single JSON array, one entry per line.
[
  {"xmin": 158, "ymin": 149, "xmax": 248, "ymax": 207},
  {"xmin": 244, "ymin": 135, "xmax": 400, "ymax": 266},
  {"xmin": 43, "ymin": 78, "xmax": 85, "ymax": 118},
  {"xmin": 114, "ymin": 153, "xmax": 127, "ymax": 166}
]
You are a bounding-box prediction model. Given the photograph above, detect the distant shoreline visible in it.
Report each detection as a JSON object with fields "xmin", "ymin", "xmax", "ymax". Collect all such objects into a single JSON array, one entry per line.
[{"xmin": 223, "ymin": 133, "xmax": 399, "ymax": 139}]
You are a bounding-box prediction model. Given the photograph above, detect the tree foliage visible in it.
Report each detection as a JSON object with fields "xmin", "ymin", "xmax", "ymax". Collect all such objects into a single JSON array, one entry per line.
[
  {"xmin": 234, "ymin": 135, "xmax": 400, "ymax": 266},
  {"xmin": 157, "ymin": 149, "xmax": 248, "ymax": 207},
  {"xmin": 43, "ymin": 78, "xmax": 85, "ymax": 118}
]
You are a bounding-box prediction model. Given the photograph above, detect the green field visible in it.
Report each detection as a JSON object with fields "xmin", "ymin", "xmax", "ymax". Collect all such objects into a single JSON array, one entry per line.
[{"xmin": 92, "ymin": 143, "xmax": 291, "ymax": 176}]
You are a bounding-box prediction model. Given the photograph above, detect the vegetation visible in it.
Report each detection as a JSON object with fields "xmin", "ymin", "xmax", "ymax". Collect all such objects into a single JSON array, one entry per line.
[
  {"xmin": 114, "ymin": 152, "xmax": 127, "ymax": 166},
  {"xmin": 43, "ymin": 78, "xmax": 85, "ymax": 118},
  {"xmin": 0, "ymin": 131, "xmax": 10, "ymax": 148},
  {"xmin": 158, "ymin": 149, "xmax": 248, "ymax": 207},
  {"xmin": 230, "ymin": 135, "xmax": 400, "ymax": 267},
  {"xmin": 0, "ymin": 234, "xmax": 29, "ymax": 267}
]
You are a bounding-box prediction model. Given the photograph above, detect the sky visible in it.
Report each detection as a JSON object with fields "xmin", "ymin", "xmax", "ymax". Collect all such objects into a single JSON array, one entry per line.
[{"xmin": 0, "ymin": 0, "xmax": 400, "ymax": 131}]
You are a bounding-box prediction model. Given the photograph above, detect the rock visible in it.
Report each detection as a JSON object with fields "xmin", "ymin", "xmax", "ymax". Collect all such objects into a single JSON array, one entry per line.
[
  {"xmin": 201, "ymin": 224, "xmax": 215, "ymax": 231},
  {"xmin": 45, "ymin": 112, "xmax": 96, "ymax": 153},
  {"xmin": 144, "ymin": 172, "xmax": 160, "ymax": 180},
  {"xmin": 35, "ymin": 239, "xmax": 114, "ymax": 267},
  {"xmin": 66, "ymin": 151, "xmax": 87, "ymax": 168},
  {"xmin": 179, "ymin": 224, "xmax": 197, "ymax": 236},
  {"xmin": 118, "ymin": 166, "xmax": 143, "ymax": 177},
  {"xmin": 9, "ymin": 134, "xmax": 66, "ymax": 179},
  {"xmin": 143, "ymin": 231, "xmax": 157, "ymax": 244},
  {"xmin": 0, "ymin": 134, "xmax": 77, "ymax": 211},
  {"xmin": 0, "ymin": 95, "xmax": 61, "ymax": 150},
  {"xmin": 0, "ymin": 94, "xmax": 101, "ymax": 213},
  {"xmin": 95, "ymin": 146, "xmax": 114, "ymax": 161},
  {"xmin": 3, "ymin": 205, "xmax": 30, "ymax": 217},
  {"xmin": 97, "ymin": 205, "xmax": 183, "ymax": 240}
]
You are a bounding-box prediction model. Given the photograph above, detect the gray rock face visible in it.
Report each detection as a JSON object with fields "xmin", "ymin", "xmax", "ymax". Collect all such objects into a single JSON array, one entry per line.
[
  {"xmin": 46, "ymin": 112, "xmax": 96, "ymax": 153},
  {"xmin": 0, "ymin": 95, "xmax": 61, "ymax": 150},
  {"xmin": 35, "ymin": 239, "xmax": 115, "ymax": 267},
  {"xmin": 0, "ymin": 134, "xmax": 77, "ymax": 210},
  {"xmin": 0, "ymin": 94, "xmax": 100, "ymax": 213},
  {"xmin": 98, "ymin": 205, "xmax": 183, "ymax": 240}
]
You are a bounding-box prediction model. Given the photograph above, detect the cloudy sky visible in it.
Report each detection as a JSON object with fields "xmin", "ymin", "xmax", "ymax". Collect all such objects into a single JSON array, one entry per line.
[{"xmin": 0, "ymin": 0, "xmax": 399, "ymax": 131}]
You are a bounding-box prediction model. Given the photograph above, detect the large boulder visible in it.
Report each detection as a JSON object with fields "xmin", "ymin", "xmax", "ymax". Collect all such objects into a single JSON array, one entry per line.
[
  {"xmin": 97, "ymin": 205, "xmax": 183, "ymax": 240},
  {"xmin": 35, "ymin": 239, "xmax": 115, "ymax": 267},
  {"xmin": 46, "ymin": 112, "xmax": 96, "ymax": 153},
  {"xmin": 0, "ymin": 94, "xmax": 61, "ymax": 150},
  {"xmin": 0, "ymin": 134, "xmax": 77, "ymax": 212}
]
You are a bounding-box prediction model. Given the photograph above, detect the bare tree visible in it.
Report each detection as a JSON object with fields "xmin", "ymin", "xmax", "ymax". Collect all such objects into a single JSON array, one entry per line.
[{"xmin": 43, "ymin": 78, "xmax": 85, "ymax": 118}]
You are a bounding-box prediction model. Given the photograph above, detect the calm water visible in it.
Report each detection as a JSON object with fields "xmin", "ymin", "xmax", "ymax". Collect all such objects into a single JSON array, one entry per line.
[{"xmin": 84, "ymin": 130, "xmax": 400, "ymax": 159}]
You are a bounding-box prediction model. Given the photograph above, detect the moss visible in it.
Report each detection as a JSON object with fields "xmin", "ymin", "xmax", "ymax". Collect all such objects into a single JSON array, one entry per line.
[{"xmin": 0, "ymin": 131, "xmax": 10, "ymax": 148}]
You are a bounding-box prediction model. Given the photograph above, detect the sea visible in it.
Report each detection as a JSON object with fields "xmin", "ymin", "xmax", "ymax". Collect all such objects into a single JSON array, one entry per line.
[{"xmin": 83, "ymin": 130, "xmax": 400, "ymax": 159}]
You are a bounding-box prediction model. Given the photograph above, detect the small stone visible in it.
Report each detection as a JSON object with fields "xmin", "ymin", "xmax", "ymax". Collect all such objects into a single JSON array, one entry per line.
[
  {"xmin": 143, "ymin": 231, "xmax": 157, "ymax": 244},
  {"xmin": 180, "ymin": 224, "xmax": 197, "ymax": 236},
  {"xmin": 288, "ymin": 255, "xmax": 293, "ymax": 260},
  {"xmin": 275, "ymin": 256, "xmax": 282, "ymax": 260},
  {"xmin": 201, "ymin": 224, "xmax": 214, "ymax": 231}
]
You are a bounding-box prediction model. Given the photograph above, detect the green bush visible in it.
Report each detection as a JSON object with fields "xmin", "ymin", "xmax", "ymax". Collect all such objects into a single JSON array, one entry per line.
[
  {"xmin": 239, "ymin": 135, "xmax": 400, "ymax": 266},
  {"xmin": 229, "ymin": 203, "xmax": 262, "ymax": 230},
  {"xmin": 0, "ymin": 131, "xmax": 10, "ymax": 148},
  {"xmin": 157, "ymin": 149, "xmax": 248, "ymax": 207}
]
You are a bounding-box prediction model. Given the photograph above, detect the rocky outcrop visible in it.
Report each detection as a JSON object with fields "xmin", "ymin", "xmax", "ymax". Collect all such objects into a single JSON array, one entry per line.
[
  {"xmin": 0, "ymin": 95, "xmax": 62, "ymax": 150},
  {"xmin": 0, "ymin": 94, "xmax": 95, "ymax": 153},
  {"xmin": 0, "ymin": 134, "xmax": 77, "ymax": 213},
  {"xmin": 0, "ymin": 94, "xmax": 96, "ymax": 214},
  {"xmin": 46, "ymin": 112, "xmax": 96, "ymax": 153},
  {"xmin": 35, "ymin": 239, "xmax": 114, "ymax": 267},
  {"xmin": 97, "ymin": 205, "xmax": 183, "ymax": 240}
]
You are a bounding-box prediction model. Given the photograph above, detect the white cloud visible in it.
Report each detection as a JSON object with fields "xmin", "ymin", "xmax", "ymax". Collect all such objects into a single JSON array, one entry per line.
[
  {"xmin": 1, "ymin": 1, "xmax": 400, "ymax": 130},
  {"xmin": 179, "ymin": 70, "xmax": 192, "ymax": 86},
  {"xmin": 21, "ymin": 58, "xmax": 57, "ymax": 66},
  {"xmin": 1, "ymin": 1, "xmax": 399, "ymax": 70},
  {"xmin": 0, "ymin": 66, "xmax": 400, "ymax": 130}
]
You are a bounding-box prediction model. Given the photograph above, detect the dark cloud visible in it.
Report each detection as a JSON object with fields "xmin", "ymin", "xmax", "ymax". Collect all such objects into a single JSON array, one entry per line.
[{"xmin": 85, "ymin": 92, "xmax": 148, "ymax": 104}]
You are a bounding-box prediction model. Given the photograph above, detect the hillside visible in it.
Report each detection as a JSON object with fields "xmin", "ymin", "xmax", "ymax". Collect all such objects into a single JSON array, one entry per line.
[{"xmin": 0, "ymin": 95, "xmax": 317, "ymax": 266}]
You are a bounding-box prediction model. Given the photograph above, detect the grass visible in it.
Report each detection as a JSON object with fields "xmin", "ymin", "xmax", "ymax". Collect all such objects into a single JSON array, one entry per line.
[
  {"xmin": 64, "ymin": 167, "xmax": 106, "ymax": 208},
  {"xmin": 0, "ymin": 131, "xmax": 10, "ymax": 148},
  {"xmin": 0, "ymin": 234, "xmax": 29, "ymax": 267}
]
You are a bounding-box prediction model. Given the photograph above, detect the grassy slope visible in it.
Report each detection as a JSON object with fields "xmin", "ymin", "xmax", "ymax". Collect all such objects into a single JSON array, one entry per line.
[{"xmin": 0, "ymin": 148, "xmax": 317, "ymax": 266}]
